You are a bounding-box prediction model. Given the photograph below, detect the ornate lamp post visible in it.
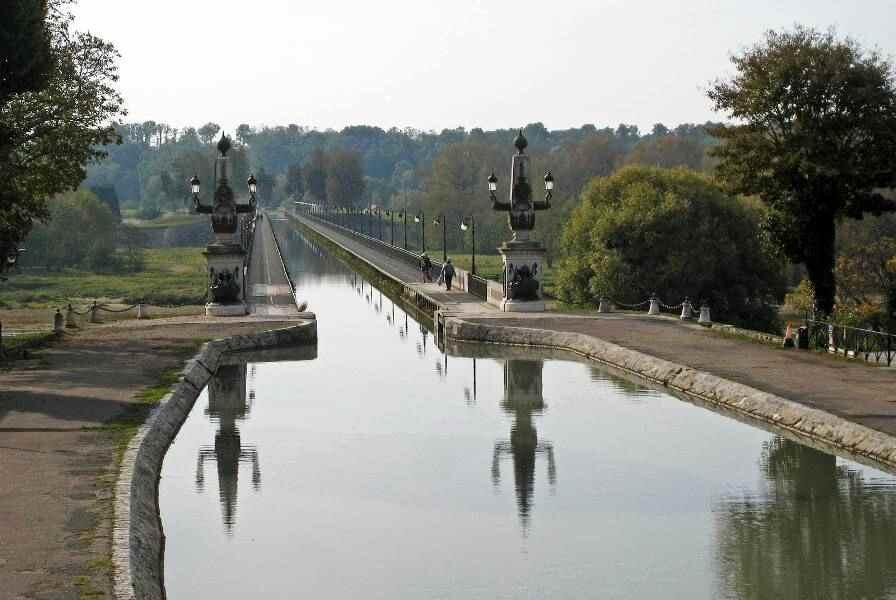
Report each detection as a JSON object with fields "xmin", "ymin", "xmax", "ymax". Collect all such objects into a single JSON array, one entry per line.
[
  {"xmin": 414, "ymin": 211, "xmax": 425, "ymax": 253},
  {"xmin": 401, "ymin": 210, "xmax": 408, "ymax": 250},
  {"xmin": 489, "ymin": 131, "xmax": 554, "ymax": 312},
  {"xmin": 386, "ymin": 210, "xmax": 395, "ymax": 246},
  {"xmin": 461, "ymin": 215, "xmax": 476, "ymax": 275},
  {"xmin": 190, "ymin": 133, "xmax": 256, "ymax": 316},
  {"xmin": 432, "ymin": 214, "xmax": 447, "ymax": 263}
]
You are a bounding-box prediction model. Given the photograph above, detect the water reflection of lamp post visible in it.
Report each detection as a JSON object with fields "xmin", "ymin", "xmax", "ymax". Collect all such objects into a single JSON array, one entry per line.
[
  {"xmin": 493, "ymin": 359, "xmax": 556, "ymax": 530},
  {"xmin": 461, "ymin": 215, "xmax": 476, "ymax": 275},
  {"xmin": 195, "ymin": 363, "xmax": 261, "ymax": 532}
]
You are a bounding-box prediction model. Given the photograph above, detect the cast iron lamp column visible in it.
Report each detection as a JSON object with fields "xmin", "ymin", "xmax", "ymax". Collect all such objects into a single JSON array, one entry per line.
[
  {"xmin": 387, "ymin": 211, "xmax": 395, "ymax": 246},
  {"xmin": 414, "ymin": 211, "xmax": 425, "ymax": 252},
  {"xmin": 461, "ymin": 215, "xmax": 476, "ymax": 275},
  {"xmin": 402, "ymin": 210, "xmax": 408, "ymax": 250},
  {"xmin": 432, "ymin": 214, "xmax": 447, "ymax": 263}
]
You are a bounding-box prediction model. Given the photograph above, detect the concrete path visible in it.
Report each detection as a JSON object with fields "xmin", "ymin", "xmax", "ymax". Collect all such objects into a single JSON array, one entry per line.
[
  {"xmin": 293, "ymin": 212, "xmax": 896, "ymax": 439},
  {"xmin": 0, "ymin": 315, "xmax": 303, "ymax": 599},
  {"xmin": 246, "ymin": 214, "xmax": 300, "ymax": 317},
  {"xmin": 467, "ymin": 313, "xmax": 896, "ymax": 436}
]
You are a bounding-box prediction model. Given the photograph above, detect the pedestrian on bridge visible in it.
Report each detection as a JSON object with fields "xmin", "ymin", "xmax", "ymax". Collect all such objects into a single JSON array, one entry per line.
[
  {"xmin": 439, "ymin": 258, "xmax": 455, "ymax": 291},
  {"xmin": 421, "ymin": 253, "xmax": 433, "ymax": 283}
]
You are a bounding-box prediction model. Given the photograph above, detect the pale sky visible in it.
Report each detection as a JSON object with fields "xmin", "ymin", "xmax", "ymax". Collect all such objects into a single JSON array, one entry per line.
[{"xmin": 73, "ymin": 0, "xmax": 896, "ymax": 134}]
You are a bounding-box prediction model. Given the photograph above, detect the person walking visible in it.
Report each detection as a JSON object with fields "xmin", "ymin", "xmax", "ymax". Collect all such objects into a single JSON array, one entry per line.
[
  {"xmin": 439, "ymin": 258, "xmax": 456, "ymax": 291},
  {"xmin": 420, "ymin": 253, "xmax": 433, "ymax": 283}
]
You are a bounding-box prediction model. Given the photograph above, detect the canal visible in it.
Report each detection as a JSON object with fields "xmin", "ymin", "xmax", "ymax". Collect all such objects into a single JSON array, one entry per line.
[{"xmin": 159, "ymin": 223, "xmax": 896, "ymax": 599}]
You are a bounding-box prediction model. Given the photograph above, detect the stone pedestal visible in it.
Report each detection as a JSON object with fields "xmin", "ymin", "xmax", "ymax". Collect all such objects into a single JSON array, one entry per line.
[
  {"xmin": 498, "ymin": 240, "xmax": 546, "ymax": 313},
  {"xmin": 204, "ymin": 241, "xmax": 247, "ymax": 317}
]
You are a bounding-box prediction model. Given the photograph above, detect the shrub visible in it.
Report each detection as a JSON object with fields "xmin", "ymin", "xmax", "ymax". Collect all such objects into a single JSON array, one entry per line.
[{"xmin": 556, "ymin": 166, "xmax": 785, "ymax": 331}]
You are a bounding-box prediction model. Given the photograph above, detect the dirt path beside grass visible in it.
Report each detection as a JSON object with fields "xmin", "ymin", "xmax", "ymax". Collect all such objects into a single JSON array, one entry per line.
[{"xmin": 0, "ymin": 317, "xmax": 297, "ymax": 600}]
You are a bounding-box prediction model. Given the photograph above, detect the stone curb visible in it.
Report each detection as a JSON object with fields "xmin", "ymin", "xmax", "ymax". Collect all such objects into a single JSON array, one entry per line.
[
  {"xmin": 113, "ymin": 320, "xmax": 317, "ymax": 600},
  {"xmin": 445, "ymin": 316, "xmax": 896, "ymax": 472}
]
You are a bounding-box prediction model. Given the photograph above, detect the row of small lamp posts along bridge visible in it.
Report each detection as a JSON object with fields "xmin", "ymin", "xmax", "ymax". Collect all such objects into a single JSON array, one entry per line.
[{"xmin": 300, "ymin": 171, "xmax": 556, "ymax": 278}]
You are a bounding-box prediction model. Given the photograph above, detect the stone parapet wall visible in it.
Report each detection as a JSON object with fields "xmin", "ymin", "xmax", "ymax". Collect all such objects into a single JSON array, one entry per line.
[
  {"xmin": 445, "ymin": 316, "xmax": 896, "ymax": 473},
  {"xmin": 113, "ymin": 321, "xmax": 317, "ymax": 600}
]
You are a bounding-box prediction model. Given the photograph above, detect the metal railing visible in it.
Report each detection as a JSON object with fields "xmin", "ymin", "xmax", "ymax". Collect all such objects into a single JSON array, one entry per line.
[
  {"xmin": 806, "ymin": 319, "xmax": 894, "ymax": 367},
  {"xmin": 295, "ymin": 205, "xmax": 498, "ymax": 301}
]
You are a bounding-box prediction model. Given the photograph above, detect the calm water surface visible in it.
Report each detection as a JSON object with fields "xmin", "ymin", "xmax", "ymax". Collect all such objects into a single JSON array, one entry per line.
[{"xmin": 160, "ymin": 223, "xmax": 896, "ymax": 599}]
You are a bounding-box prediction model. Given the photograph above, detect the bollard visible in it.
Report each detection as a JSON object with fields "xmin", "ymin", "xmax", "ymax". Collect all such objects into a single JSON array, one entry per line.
[
  {"xmin": 648, "ymin": 293, "xmax": 661, "ymax": 316},
  {"xmin": 679, "ymin": 298, "xmax": 693, "ymax": 320},
  {"xmin": 53, "ymin": 308, "xmax": 64, "ymax": 334},
  {"xmin": 598, "ymin": 297, "xmax": 612, "ymax": 313},
  {"xmin": 697, "ymin": 302, "xmax": 712, "ymax": 327},
  {"xmin": 137, "ymin": 303, "xmax": 147, "ymax": 319},
  {"xmin": 797, "ymin": 326, "xmax": 809, "ymax": 350},
  {"xmin": 89, "ymin": 301, "xmax": 99, "ymax": 323}
]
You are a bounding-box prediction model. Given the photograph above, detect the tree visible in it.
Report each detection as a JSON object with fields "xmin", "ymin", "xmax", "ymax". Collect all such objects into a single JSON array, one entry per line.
[
  {"xmin": 304, "ymin": 148, "xmax": 328, "ymax": 202},
  {"xmin": 836, "ymin": 213, "xmax": 896, "ymax": 328},
  {"xmin": 0, "ymin": 0, "xmax": 124, "ymax": 263},
  {"xmin": 197, "ymin": 122, "xmax": 221, "ymax": 145},
  {"xmin": 235, "ymin": 123, "xmax": 254, "ymax": 145},
  {"xmin": 285, "ymin": 163, "xmax": 304, "ymax": 201},
  {"xmin": 555, "ymin": 166, "xmax": 785, "ymax": 330},
  {"xmin": 325, "ymin": 148, "xmax": 366, "ymax": 207},
  {"xmin": 708, "ymin": 26, "xmax": 896, "ymax": 315},
  {"xmin": 0, "ymin": 0, "xmax": 53, "ymax": 104}
]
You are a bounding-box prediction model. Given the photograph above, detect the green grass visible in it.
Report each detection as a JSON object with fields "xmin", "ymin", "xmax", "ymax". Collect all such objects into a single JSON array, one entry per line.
[
  {"xmin": 130, "ymin": 212, "xmax": 205, "ymax": 229},
  {"xmin": 0, "ymin": 247, "xmax": 207, "ymax": 307}
]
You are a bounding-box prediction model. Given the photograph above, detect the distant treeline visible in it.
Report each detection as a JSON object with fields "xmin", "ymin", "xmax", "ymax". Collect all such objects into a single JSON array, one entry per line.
[{"xmin": 85, "ymin": 120, "xmax": 722, "ymax": 257}]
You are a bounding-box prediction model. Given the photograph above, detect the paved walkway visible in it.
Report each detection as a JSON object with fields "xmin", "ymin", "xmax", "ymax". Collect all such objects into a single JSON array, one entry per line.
[
  {"xmin": 0, "ymin": 317, "xmax": 306, "ymax": 594},
  {"xmin": 247, "ymin": 213, "xmax": 301, "ymax": 317},
  {"xmin": 294, "ymin": 212, "xmax": 896, "ymax": 439}
]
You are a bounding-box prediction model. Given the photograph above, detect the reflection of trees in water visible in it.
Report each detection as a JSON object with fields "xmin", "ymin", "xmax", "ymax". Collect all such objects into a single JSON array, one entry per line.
[
  {"xmin": 715, "ymin": 436, "xmax": 896, "ymax": 600},
  {"xmin": 588, "ymin": 366, "xmax": 651, "ymax": 398},
  {"xmin": 282, "ymin": 227, "xmax": 351, "ymax": 287},
  {"xmin": 493, "ymin": 360, "xmax": 556, "ymax": 530},
  {"xmin": 195, "ymin": 364, "xmax": 261, "ymax": 533}
]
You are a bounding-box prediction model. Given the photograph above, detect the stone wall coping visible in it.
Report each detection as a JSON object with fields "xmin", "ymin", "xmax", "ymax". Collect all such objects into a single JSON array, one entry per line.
[{"xmin": 113, "ymin": 320, "xmax": 317, "ymax": 600}]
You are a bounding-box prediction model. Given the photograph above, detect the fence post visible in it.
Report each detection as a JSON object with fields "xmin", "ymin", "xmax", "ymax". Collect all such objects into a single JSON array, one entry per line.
[
  {"xmin": 679, "ymin": 297, "xmax": 693, "ymax": 320},
  {"xmin": 53, "ymin": 308, "xmax": 64, "ymax": 334},
  {"xmin": 697, "ymin": 302, "xmax": 712, "ymax": 327},
  {"xmin": 647, "ymin": 293, "xmax": 661, "ymax": 316}
]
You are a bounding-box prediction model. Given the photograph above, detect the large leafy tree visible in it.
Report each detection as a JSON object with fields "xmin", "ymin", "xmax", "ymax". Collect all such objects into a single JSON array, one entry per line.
[
  {"xmin": 0, "ymin": 0, "xmax": 124, "ymax": 266},
  {"xmin": 708, "ymin": 26, "xmax": 896, "ymax": 315},
  {"xmin": 555, "ymin": 166, "xmax": 785, "ymax": 330}
]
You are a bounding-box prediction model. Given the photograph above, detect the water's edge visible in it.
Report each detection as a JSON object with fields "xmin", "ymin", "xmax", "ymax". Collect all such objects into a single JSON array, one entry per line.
[
  {"xmin": 112, "ymin": 321, "xmax": 318, "ymax": 600},
  {"xmin": 446, "ymin": 316, "xmax": 896, "ymax": 475}
]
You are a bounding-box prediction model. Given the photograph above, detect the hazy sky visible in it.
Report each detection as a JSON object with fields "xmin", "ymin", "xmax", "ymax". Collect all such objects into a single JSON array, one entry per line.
[{"xmin": 73, "ymin": 0, "xmax": 896, "ymax": 134}]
